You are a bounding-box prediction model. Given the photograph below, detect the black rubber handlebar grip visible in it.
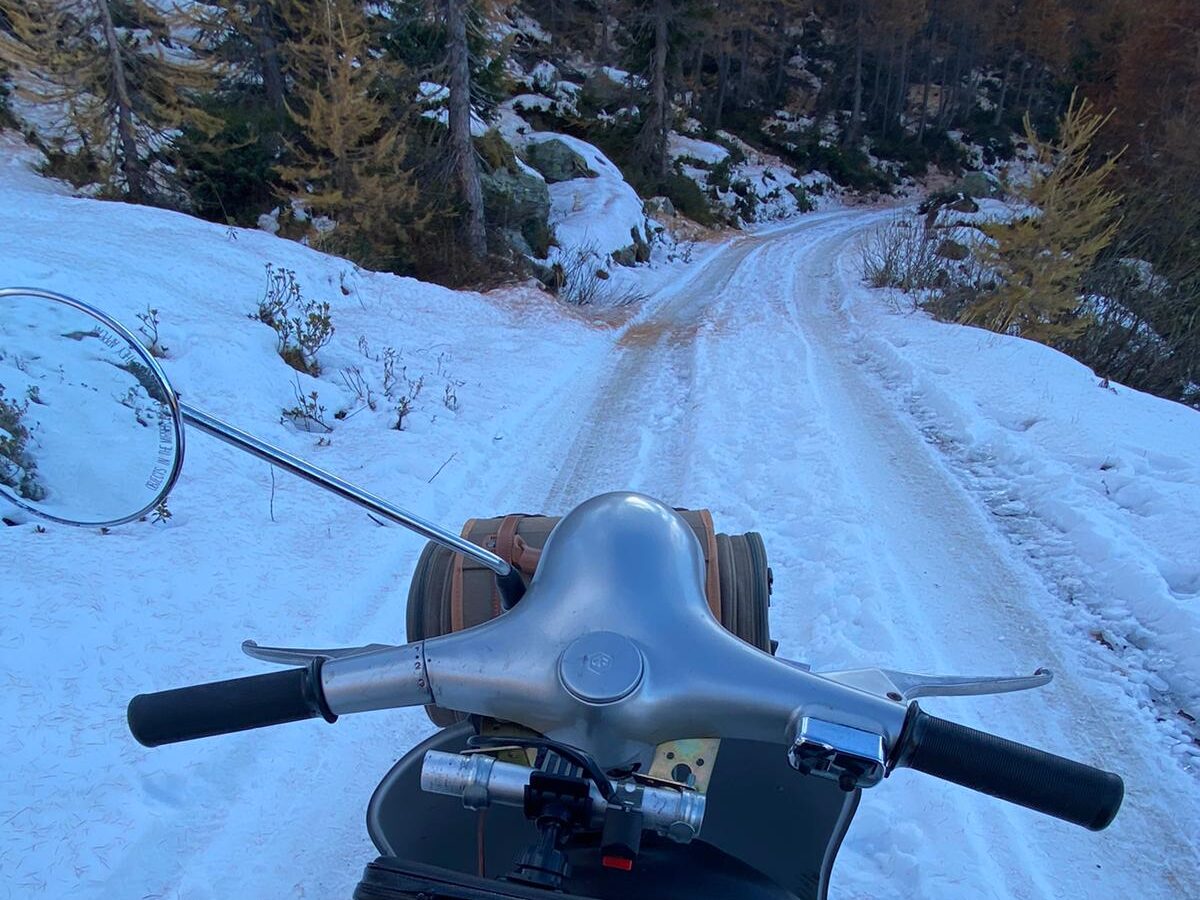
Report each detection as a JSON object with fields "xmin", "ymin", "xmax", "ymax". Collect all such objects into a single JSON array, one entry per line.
[
  {"xmin": 127, "ymin": 661, "xmax": 336, "ymax": 747},
  {"xmin": 894, "ymin": 707, "xmax": 1123, "ymax": 831}
]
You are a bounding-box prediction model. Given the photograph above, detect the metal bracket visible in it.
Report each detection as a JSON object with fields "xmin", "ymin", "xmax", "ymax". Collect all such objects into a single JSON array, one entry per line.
[
  {"xmin": 241, "ymin": 639, "xmax": 397, "ymax": 666},
  {"xmin": 820, "ymin": 666, "xmax": 1053, "ymax": 703}
]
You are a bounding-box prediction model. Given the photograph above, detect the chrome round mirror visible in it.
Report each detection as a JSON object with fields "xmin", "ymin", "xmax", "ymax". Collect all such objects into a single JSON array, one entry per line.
[{"xmin": 0, "ymin": 288, "xmax": 185, "ymax": 526}]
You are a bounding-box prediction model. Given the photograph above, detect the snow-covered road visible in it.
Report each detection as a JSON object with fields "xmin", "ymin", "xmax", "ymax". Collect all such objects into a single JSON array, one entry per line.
[
  {"xmin": 503, "ymin": 209, "xmax": 1200, "ymax": 898},
  {"xmin": 3, "ymin": 152, "xmax": 1198, "ymax": 899}
]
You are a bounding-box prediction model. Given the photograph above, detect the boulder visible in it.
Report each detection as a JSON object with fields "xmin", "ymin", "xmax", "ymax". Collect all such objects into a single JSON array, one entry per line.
[
  {"xmin": 956, "ymin": 171, "xmax": 1001, "ymax": 199},
  {"xmin": 644, "ymin": 195, "xmax": 676, "ymax": 217},
  {"xmin": 526, "ymin": 139, "xmax": 596, "ymax": 183},
  {"xmin": 480, "ymin": 165, "xmax": 552, "ymax": 258},
  {"xmin": 610, "ymin": 246, "xmax": 637, "ymax": 267},
  {"xmin": 631, "ymin": 225, "xmax": 651, "ymax": 263},
  {"xmin": 581, "ymin": 71, "xmax": 626, "ymax": 111},
  {"xmin": 935, "ymin": 238, "xmax": 970, "ymax": 261}
]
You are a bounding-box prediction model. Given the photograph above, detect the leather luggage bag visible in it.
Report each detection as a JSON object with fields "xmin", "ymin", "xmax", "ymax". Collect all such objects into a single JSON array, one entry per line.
[{"xmin": 407, "ymin": 509, "xmax": 774, "ymax": 727}]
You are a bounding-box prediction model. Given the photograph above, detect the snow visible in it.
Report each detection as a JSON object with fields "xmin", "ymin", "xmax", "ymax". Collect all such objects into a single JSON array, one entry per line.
[
  {"xmin": 839, "ymin": 238, "xmax": 1200, "ymax": 710},
  {"xmin": 599, "ymin": 65, "xmax": 646, "ymax": 89},
  {"xmin": 529, "ymin": 61, "xmax": 558, "ymax": 91},
  {"xmin": 2, "ymin": 135, "xmax": 1198, "ymax": 900},
  {"xmin": 416, "ymin": 82, "xmax": 487, "ymax": 136},
  {"xmin": 416, "ymin": 81, "xmax": 449, "ymax": 103},
  {"xmin": 508, "ymin": 92, "xmax": 555, "ymax": 112},
  {"xmin": 668, "ymin": 133, "xmax": 730, "ymax": 165}
]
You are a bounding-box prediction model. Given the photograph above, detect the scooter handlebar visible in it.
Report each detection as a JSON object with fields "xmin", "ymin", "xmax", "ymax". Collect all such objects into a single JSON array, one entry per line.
[
  {"xmin": 892, "ymin": 706, "xmax": 1123, "ymax": 831},
  {"xmin": 127, "ymin": 661, "xmax": 336, "ymax": 748}
]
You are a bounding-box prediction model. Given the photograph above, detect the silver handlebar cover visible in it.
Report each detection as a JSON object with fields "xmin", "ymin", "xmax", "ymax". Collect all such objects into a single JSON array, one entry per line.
[{"xmin": 320, "ymin": 492, "xmax": 909, "ymax": 774}]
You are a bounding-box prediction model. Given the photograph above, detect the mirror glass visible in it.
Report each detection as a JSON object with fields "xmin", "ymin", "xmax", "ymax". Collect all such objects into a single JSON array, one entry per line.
[{"xmin": 0, "ymin": 289, "xmax": 184, "ymax": 526}]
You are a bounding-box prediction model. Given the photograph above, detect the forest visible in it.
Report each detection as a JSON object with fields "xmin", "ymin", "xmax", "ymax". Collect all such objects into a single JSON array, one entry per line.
[{"xmin": 1, "ymin": 0, "xmax": 1197, "ymax": 406}]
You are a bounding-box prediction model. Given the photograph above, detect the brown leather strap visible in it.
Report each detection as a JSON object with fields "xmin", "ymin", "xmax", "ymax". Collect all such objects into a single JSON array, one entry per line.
[
  {"xmin": 449, "ymin": 518, "xmax": 477, "ymax": 633},
  {"xmin": 491, "ymin": 515, "xmax": 527, "ymax": 615},
  {"xmin": 696, "ymin": 509, "xmax": 721, "ymax": 620},
  {"xmin": 494, "ymin": 515, "xmax": 525, "ymax": 568},
  {"xmin": 511, "ymin": 535, "xmax": 542, "ymax": 575}
]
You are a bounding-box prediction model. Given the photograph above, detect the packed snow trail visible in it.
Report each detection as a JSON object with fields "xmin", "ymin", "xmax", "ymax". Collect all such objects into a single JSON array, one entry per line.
[{"xmin": 508, "ymin": 209, "xmax": 1200, "ymax": 898}]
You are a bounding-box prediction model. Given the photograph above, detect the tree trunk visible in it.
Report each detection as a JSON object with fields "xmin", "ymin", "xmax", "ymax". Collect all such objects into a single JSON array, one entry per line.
[
  {"xmin": 846, "ymin": 1, "xmax": 865, "ymax": 146},
  {"xmin": 917, "ymin": 74, "xmax": 931, "ymax": 140},
  {"xmin": 772, "ymin": 37, "xmax": 788, "ymax": 103},
  {"xmin": 714, "ymin": 48, "xmax": 730, "ymax": 130},
  {"xmin": 97, "ymin": 0, "xmax": 145, "ymax": 202},
  {"xmin": 642, "ymin": 0, "xmax": 671, "ymax": 182},
  {"xmin": 893, "ymin": 33, "xmax": 910, "ymax": 137},
  {"xmin": 868, "ymin": 42, "xmax": 887, "ymax": 125},
  {"xmin": 252, "ymin": 0, "xmax": 286, "ymax": 116},
  {"xmin": 993, "ymin": 52, "xmax": 1014, "ymax": 126},
  {"xmin": 445, "ymin": 0, "xmax": 486, "ymax": 260},
  {"xmin": 598, "ymin": 0, "xmax": 612, "ymax": 61}
]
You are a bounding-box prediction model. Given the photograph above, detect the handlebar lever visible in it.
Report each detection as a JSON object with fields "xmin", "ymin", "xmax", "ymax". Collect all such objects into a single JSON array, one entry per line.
[
  {"xmin": 820, "ymin": 667, "xmax": 1053, "ymax": 703},
  {"xmin": 241, "ymin": 639, "xmax": 399, "ymax": 666}
]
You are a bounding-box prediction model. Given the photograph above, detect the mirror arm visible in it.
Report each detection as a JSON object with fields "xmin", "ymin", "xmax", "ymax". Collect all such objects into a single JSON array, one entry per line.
[{"xmin": 178, "ymin": 403, "xmax": 512, "ymax": 576}]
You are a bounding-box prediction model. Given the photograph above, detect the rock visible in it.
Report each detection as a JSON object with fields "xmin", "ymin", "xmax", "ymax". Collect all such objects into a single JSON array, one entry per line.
[
  {"xmin": 500, "ymin": 227, "xmax": 533, "ymax": 258},
  {"xmin": 631, "ymin": 225, "xmax": 651, "ymax": 263},
  {"xmin": 595, "ymin": 268, "xmax": 610, "ymax": 280},
  {"xmin": 611, "ymin": 223, "xmax": 652, "ymax": 267},
  {"xmin": 532, "ymin": 261, "xmax": 566, "ymax": 292},
  {"xmin": 935, "ymin": 238, "xmax": 970, "ymax": 261},
  {"xmin": 610, "ymin": 246, "xmax": 636, "ymax": 267},
  {"xmin": 956, "ymin": 171, "xmax": 1001, "ymax": 199},
  {"xmin": 581, "ymin": 71, "xmax": 626, "ymax": 110},
  {"xmin": 919, "ymin": 190, "xmax": 978, "ymax": 223},
  {"xmin": 946, "ymin": 194, "xmax": 979, "ymax": 213},
  {"xmin": 644, "ymin": 195, "xmax": 676, "ymax": 217},
  {"xmin": 526, "ymin": 139, "xmax": 596, "ymax": 183},
  {"xmin": 480, "ymin": 165, "xmax": 552, "ymax": 258}
]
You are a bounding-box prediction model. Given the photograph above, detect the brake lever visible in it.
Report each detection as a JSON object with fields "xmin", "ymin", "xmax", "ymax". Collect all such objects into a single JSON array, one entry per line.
[
  {"xmin": 819, "ymin": 667, "xmax": 1053, "ymax": 703},
  {"xmin": 241, "ymin": 639, "xmax": 398, "ymax": 666}
]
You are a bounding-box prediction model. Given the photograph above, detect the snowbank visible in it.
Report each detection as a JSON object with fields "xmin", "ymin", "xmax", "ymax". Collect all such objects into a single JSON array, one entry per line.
[{"xmin": 838, "ymin": 233, "xmax": 1200, "ymax": 718}]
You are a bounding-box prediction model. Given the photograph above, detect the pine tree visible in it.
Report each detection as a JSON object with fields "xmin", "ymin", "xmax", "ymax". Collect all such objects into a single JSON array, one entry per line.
[
  {"xmin": 0, "ymin": 0, "xmax": 220, "ymax": 202},
  {"xmin": 961, "ymin": 91, "xmax": 1123, "ymax": 342},
  {"xmin": 275, "ymin": 0, "xmax": 422, "ymax": 270},
  {"xmin": 170, "ymin": 0, "xmax": 297, "ymax": 223}
]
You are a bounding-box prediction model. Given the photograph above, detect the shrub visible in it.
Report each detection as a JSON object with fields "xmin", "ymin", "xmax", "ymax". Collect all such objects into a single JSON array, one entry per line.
[
  {"xmin": 281, "ymin": 381, "xmax": 332, "ymax": 433},
  {"xmin": 252, "ymin": 264, "xmax": 335, "ymax": 375},
  {"xmin": 661, "ymin": 173, "xmax": 716, "ymax": 226},
  {"xmin": 555, "ymin": 242, "xmax": 647, "ymax": 307},
  {"xmin": 786, "ymin": 183, "xmax": 815, "ymax": 213},
  {"xmin": 0, "ymin": 386, "xmax": 42, "ymax": 502},
  {"xmin": 135, "ymin": 306, "xmax": 168, "ymax": 358},
  {"xmin": 859, "ymin": 217, "xmax": 944, "ymax": 292},
  {"xmin": 476, "ymin": 128, "xmax": 518, "ymax": 172}
]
